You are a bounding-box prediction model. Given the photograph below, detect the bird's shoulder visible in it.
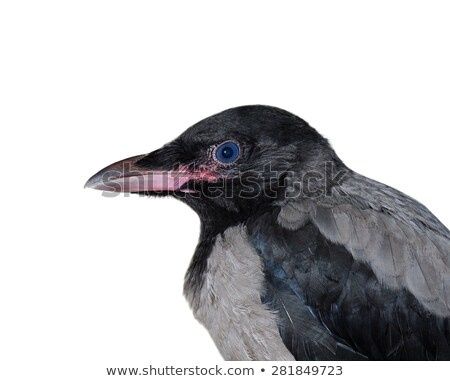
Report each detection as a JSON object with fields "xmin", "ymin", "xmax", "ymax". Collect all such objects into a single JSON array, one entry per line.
[
  {"xmin": 246, "ymin": 214, "xmax": 368, "ymax": 360},
  {"xmin": 247, "ymin": 209, "xmax": 450, "ymax": 360},
  {"xmin": 276, "ymin": 170, "xmax": 450, "ymax": 317}
]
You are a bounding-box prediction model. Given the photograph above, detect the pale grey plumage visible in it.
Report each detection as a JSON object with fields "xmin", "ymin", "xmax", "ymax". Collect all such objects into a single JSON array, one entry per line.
[
  {"xmin": 184, "ymin": 225, "xmax": 295, "ymax": 361},
  {"xmin": 279, "ymin": 170, "xmax": 450, "ymax": 316}
]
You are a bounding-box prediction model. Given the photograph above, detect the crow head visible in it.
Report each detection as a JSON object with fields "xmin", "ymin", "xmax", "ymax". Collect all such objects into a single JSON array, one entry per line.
[{"xmin": 85, "ymin": 105, "xmax": 343, "ymax": 222}]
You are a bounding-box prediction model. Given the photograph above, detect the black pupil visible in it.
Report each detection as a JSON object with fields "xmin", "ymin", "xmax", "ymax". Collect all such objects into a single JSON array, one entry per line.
[{"xmin": 221, "ymin": 146, "xmax": 234, "ymax": 159}]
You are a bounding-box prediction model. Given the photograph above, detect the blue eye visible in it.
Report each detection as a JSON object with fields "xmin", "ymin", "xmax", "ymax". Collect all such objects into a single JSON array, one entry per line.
[{"xmin": 215, "ymin": 141, "xmax": 240, "ymax": 164}]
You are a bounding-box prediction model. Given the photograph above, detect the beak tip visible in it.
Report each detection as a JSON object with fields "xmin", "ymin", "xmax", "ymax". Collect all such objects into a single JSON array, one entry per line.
[
  {"xmin": 85, "ymin": 154, "xmax": 147, "ymax": 192},
  {"xmin": 84, "ymin": 173, "xmax": 103, "ymax": 190}
]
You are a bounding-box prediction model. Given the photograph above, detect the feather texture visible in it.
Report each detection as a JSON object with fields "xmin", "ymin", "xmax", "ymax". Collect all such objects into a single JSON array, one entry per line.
[
  {"xmin": 279, "ymin": 171, "xmax": 450, "ymax": 316},
  {"xmin": 248, "ymin": 211, "xmax": 450, "ymax": 360}
]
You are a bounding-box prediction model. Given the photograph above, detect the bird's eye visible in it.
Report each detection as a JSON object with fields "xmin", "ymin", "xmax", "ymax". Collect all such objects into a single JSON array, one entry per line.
[{"xmin": 214, "ymin": 141, "xmax": 240, "ymax": 164}]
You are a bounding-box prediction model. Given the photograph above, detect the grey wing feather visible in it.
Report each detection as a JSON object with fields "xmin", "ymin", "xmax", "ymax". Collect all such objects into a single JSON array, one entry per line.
[{"xmin": 279, "ymin": 171, "xmax": 450, "ymax": 316}]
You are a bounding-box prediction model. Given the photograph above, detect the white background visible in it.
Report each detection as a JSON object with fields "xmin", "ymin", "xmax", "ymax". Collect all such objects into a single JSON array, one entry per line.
[{"xmin": 1, "ymin": 1, "xmax": 450, "ymax": 380}]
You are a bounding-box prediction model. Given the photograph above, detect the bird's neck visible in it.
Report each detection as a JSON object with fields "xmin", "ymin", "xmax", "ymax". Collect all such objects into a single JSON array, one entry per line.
[{"xmin": 183, "ymin": 214, "xmax": 238, "ymax": 305}]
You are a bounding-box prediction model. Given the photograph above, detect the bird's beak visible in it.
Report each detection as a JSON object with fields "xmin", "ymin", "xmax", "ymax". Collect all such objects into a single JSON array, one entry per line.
[{"xmin": 84, "ymin": 153, "xmax": 192, "ymax": 193}]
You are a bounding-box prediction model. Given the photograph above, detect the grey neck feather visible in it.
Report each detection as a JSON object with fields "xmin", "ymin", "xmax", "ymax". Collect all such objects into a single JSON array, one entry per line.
[{"xmin": 184, "ymin": 225, "xmax": 294, "ymax": 361}]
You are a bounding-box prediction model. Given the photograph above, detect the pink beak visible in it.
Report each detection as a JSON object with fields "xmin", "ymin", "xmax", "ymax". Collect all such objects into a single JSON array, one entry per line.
[{"xmin": 84, "ymin": 154, "xmax": 192, "ymax": 193}]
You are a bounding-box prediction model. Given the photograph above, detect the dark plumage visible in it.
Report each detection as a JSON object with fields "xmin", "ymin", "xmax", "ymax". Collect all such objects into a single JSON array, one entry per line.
[{"xmin": 85, "ymin": 105, "xmax": 450, "ymax": 360}]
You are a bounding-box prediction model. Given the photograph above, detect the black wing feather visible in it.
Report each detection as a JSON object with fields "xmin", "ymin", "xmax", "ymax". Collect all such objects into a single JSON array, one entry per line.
[{"xmin": 248, "ymin": 213, "xmax": 450, "ymax": 360}]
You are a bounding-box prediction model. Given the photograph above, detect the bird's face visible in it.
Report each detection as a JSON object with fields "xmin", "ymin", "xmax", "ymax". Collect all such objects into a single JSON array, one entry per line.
[{"xmin": 85, "ymin": 106, "xmax": 334, "ymax": 221}]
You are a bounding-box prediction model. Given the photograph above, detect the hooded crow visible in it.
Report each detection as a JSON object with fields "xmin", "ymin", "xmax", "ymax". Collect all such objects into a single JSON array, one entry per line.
[{"xmin": 85, "ymin": 105, "xmax": 450, "ymax": 361}]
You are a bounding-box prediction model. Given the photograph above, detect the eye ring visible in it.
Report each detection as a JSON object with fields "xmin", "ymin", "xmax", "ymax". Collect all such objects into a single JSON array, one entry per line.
[{"xmin": 213, "ymin": 141, "xmax": 240, "ymax": 165}]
